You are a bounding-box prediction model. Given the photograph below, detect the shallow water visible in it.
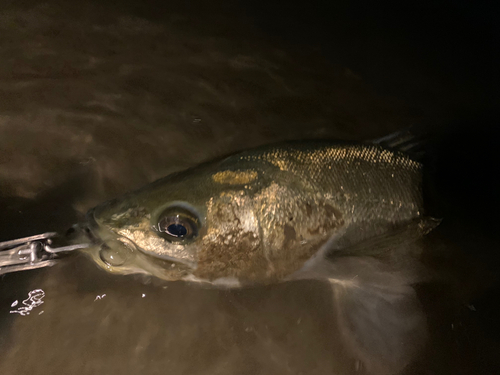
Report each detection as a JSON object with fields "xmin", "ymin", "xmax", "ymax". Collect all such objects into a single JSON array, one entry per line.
[{"xmin": 0, "ymin": 1, "xmax": 498, "ymax": 374}]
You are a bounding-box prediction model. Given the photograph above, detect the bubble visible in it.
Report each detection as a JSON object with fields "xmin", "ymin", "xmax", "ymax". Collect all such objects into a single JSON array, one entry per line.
[{"xmin": 99, "ymin": 240, "xmax": 133, "ymax": 266}]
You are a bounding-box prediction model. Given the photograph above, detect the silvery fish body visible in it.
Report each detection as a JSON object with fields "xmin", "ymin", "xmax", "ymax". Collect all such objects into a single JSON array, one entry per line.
[{"xmin": 83, "ymin": 140, "xmax": 430, "ymax": 285}]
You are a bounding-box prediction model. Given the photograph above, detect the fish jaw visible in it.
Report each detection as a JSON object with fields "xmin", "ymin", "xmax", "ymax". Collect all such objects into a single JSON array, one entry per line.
[{"xmin": 78, "ymin": 207, "xmax": 195, "ymax": 281}]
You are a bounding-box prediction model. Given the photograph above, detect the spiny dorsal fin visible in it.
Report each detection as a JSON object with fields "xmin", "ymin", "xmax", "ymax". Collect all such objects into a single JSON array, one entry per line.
[{"xmin": 369, "ymin": 127, "xmax": 429, "ymax": 161}]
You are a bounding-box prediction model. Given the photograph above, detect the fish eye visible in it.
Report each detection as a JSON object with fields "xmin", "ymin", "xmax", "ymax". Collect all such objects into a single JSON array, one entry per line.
[{"xmin": 156, "ymin": 205, "xmax": 200, "ymax": 242}]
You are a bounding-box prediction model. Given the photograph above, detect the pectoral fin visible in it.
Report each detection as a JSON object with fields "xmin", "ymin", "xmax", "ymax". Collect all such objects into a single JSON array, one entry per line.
[
  {"xmin": 294, "ymin": 257, "xmax": 426, "ymax": 374},
  {"xmin": 299, "ymin": 217, "xmax": 440, "ymax": 273},
  {"xmin": 290, "ymin": 219, "xmax": 438, "ymax": 374}
]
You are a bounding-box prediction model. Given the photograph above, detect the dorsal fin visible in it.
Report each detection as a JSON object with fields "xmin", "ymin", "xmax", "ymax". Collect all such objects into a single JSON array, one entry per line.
[{"xmin": 369, "ymin": 127, "xmax": 429, "ymax": 161}]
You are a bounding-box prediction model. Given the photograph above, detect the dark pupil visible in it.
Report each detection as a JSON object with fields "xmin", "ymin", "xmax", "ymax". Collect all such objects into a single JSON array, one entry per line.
[{"xmin": 166, "ymin": 223, "xmax": 187, "ymax": 237}]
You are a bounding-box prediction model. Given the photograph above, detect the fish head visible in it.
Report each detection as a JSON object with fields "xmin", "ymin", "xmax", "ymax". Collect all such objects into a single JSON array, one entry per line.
[{"xmin": 83, "ymin": 159, "xmax": 277, "ymax": 282}]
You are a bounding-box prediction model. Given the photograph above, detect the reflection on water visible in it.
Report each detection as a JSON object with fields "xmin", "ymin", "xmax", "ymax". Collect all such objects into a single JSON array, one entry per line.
[
  {"xmin": 0, "ymin": 1, "xmax": 498, "ymax": 374},
  {"xmin": 9, "ymin": 289, "xmax": 45, "ymax": 316},
  {"xmin": 0, "ymin": 256, "xmax": 348, "ymax": 374},
  {"xmin": 93, "ymin": 293, "xmax": 107, "ymax": 301}
]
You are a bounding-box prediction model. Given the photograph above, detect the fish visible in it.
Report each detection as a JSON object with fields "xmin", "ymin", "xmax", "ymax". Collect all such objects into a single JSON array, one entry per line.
[
  {"xmin": 81, "ymin": 138, "xmax": 438, "ymax": 285},
  {"xmin": 79, "ymin": 136, "xmax": 439, "ymax": 374}
]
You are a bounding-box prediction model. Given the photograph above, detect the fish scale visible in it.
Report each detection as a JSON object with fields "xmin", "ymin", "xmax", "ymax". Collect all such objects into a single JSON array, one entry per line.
[{"xmin": 240, "ymin": 143, "xmax": 422, "ymax": 223}]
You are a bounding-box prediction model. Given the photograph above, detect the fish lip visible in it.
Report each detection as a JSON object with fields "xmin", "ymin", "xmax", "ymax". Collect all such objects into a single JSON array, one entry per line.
[
  {"xmin": 82, "ymin": 207, "xmax": 126, "ymax": 247},
  {"xmin": 81, "ymin": 207, "xmax": 104, "ymax": 245},
  {"xmin": 82, "ymin": 207, "xmax": 197, "ymax": 271},
  {"xmin": 82, "ymin": 208, "xmax": 183, "ymax": 259}
]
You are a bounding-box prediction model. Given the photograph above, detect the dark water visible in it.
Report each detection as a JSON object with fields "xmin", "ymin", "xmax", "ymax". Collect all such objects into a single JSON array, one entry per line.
[{"xmin": 0, "ymin": 1, "xmax": 498, "ymax": 374}]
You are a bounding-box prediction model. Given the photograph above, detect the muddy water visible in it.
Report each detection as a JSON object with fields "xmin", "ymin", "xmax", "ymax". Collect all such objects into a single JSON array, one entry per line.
[{"xmin": 0, "ymin": 1, "xmax": 498, "ymax": 374}]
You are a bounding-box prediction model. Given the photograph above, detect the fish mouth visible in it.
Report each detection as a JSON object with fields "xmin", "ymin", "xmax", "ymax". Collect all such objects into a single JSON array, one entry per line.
[
  {"xmin": 81, "ymin": 206, "xmax": 130, "ymax": 247},
  {"xmin": 79, "ymin": 197, "xmax": 125, "ymax": 245},
  {"xmin": 81, "ymin": 207, "xmax": 103, "ymax": 245},
  {"xmin": 61, "ymin": 208, "xmax": 105, "ymax": 248},
  {"xmin": 81, "ymin": 207, "xmax": 138, "ymax": 258},
  {"xmin": 78, "ymin": 207, "xmax": 193, "ymax": 280}
]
